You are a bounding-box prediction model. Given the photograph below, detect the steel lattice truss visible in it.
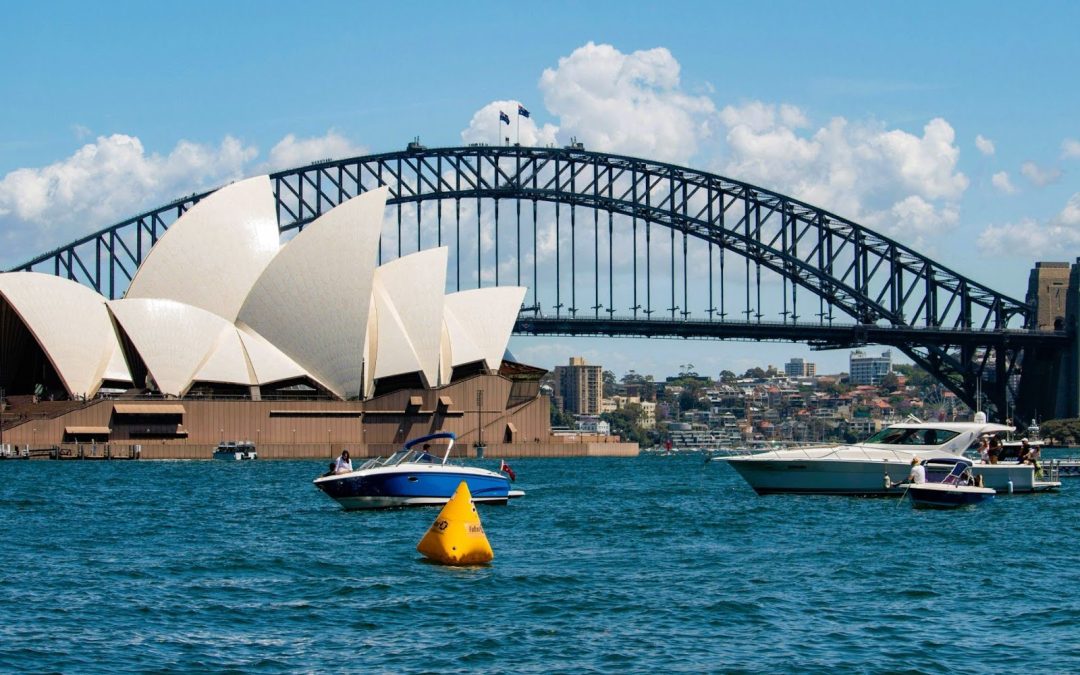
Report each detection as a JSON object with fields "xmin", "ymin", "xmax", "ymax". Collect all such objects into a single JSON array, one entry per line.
[{"xmin": 10, "ymin": 145, "xmax": 1069, "ymax": 420}]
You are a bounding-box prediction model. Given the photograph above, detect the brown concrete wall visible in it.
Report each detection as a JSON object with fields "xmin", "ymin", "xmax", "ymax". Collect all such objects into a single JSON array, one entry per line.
[
  {"xmin": 25, "ymin": 440, "xmax": 638, "ymax": 460},
  {"xmin": 1, "ymin": 374, "xmax": 637, "ymax": 458}
]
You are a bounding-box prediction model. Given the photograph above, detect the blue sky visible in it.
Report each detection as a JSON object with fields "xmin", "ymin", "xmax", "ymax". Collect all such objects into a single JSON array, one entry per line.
[{"xmin": 2, "ymin": 1, "xmax": 1078, "ymax": 377}]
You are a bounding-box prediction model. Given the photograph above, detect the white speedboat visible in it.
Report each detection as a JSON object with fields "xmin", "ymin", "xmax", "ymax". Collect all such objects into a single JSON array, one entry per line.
[
  {"xmin": 213, "ymin": 441, "xmax": 257, "ymax": 460},
  {"xmin": 721, "ymin": 416, "xmax": 1059, "ymax": 495}
]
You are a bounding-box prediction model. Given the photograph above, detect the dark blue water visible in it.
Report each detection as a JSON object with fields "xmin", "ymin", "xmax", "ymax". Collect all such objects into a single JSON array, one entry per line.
[{"xmin": 2, "ymin": 456, "xmax": 1078, "ymax": 673}]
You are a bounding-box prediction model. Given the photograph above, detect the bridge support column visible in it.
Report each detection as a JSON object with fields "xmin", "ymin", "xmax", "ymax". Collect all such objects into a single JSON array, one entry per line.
[
  {"xmin": 1017, "ymin": 260, "xmax": 1080, "ymax": 422},
  {"xmin": 1069, "ymin": 259, "xmax": 1080, "ymax": 418}
]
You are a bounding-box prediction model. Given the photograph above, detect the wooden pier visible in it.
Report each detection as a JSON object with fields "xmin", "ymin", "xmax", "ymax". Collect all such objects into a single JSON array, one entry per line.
[{"xmin": 0, "ymin": 444, "xmax": 141, "ymax": 460}]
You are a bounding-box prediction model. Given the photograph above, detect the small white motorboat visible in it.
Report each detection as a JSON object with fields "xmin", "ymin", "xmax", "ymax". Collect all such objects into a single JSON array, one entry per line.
[
  {"xmin": 213, "ymin": 441, "xmax": 257, "ymax": 461},
  {"xmin": 900, "ymin": 457, "xmax": 995, "ymax": 508}
]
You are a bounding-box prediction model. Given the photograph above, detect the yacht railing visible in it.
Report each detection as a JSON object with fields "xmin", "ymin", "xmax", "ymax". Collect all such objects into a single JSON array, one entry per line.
[{"xmin": 1039, "ymin": 461, "xmax": 1064, "ymax": 482}]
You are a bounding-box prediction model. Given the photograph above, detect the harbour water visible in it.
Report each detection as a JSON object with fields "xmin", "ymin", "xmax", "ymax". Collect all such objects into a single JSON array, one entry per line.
[{"xmin": 2, "ymin": 455, "xmax": 1079, "ymax": 672}]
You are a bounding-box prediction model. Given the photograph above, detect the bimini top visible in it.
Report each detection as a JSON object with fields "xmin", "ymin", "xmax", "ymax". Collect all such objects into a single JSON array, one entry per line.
[{"xmin": 405, "ymin": 432, "xmax": 457, "ymax": 448}]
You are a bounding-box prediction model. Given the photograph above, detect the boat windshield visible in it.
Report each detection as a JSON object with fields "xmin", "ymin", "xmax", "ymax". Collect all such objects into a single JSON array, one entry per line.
[
  {"xmin": 384, "ymin": 450, "xmax": 411, "ymax": 466},
  {"xmin": 863, "ymin": 427, "xmax": 960, "ymax": 446}
]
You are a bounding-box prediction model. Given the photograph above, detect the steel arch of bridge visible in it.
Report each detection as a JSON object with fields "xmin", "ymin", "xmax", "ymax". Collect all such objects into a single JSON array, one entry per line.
[{"xmin": 11, "ymin": 144, "xmax": 1068, "ymax": 421}]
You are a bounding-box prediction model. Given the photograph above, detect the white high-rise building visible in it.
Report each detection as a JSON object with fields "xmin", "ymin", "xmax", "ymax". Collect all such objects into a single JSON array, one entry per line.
[{"xmin": 850, "ymin": 350, "xmax": 892, "ymax": 385}]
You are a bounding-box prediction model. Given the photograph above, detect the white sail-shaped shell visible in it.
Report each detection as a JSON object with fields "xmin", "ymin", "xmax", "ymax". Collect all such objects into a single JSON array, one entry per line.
[
  {"xmin": 0, "ymin": 272, "xmax": 130, "ymax": 397},
  {"xmin": 370, "ymin": 248, "xmax": 447, "ymax": 386},
  {"xmin": 125, "ymin": 175, "xmax": 280, "ymax": 322},
  {"xmin": 238, "ymin": 187, "xmax": 388, "ymax": 399},
  {"xmin": 235, "ymin": 322, "xmax": 314, "ymax": 387},
  {"xmin": 192, "ymin": 327, "xmax": 254, "ymax": 386},
  {"xmin": 444, "ymin": 287, "xmax": 526, "ymax": 371},
  {"xmin": 108, "ymin": 298, "xmax": 239, "ymax": 397}
]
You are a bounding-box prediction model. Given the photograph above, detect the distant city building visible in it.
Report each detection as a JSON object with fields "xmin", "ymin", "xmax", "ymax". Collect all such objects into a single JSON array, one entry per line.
[
  {"xmin": 849, "ymin": 350, "xmax": 892, "ymax": 385},
  {"xmin": 576, "ymin": 416, "xmax": 610, "ymax": 436},
  {"xmin": 638, "ymin": 400, "xmax": 657, "ymax": 429},
  {"xmin": 784, "ymin": 357, "xmax": 816, "ymax": 377},
  {"xmin": 553, "ymin": 356, "xmax": 603, "ymax": 415},
  {"xmin": 607, "ymin": 394, "xmax": 657, "ymax": 429}
]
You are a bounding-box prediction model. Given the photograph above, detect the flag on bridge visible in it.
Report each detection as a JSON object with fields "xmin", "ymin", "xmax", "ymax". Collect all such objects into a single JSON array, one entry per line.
[
  {"xmin": 517, "ymin": 105, "xmax": 530, "ymax": 118},
  {"xmin": 499, "ymin": 111, "xmax": 510, "ymax": 125},
  {"xmin": 500, "ymin": 460, "xmax": 517, "ymax": 482}
]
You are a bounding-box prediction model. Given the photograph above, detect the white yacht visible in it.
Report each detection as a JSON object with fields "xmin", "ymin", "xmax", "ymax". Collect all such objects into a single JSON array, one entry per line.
[{"xmin": 721, "ymin": 416, "xmax": 1060, "ymax": 495}]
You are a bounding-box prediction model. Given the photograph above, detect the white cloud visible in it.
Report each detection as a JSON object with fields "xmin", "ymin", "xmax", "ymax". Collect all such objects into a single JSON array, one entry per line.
[
  {"xmin": 1061, "ymin": 193, "xmax": 1080, "ymax": 226},
  {"xmin": 460, "ymin": 42, "xmax": 968, "ymax": 249},
  {"xmin": 978, "ymin": 193, "xmax": 1080, "ymax": 256},
  {"xmin": 1062, "ymin": 138, "xmax": 1080, "ymax": 159},
  {"xmin": 460, "ymin": 100, "xmax": 559, "ymax": 147},
  {"xmin": 975, "ymin": 134, "xmax": 995, "ymax": 156},
  {"xmin": 719, "ymin": 107, "xmax": 968, "ymax": 246},
  {"xmin": 264, "ymin": 129, "xmax": 366, "ymax": 172},
  {"xmin": 991, "ymin": 171, "xmax": 1016, "ymax": 194},
  {"xmin": 1020, "ymin": 161, "xmax": 1062, "ymax": 187},
  {"xmin": 536, "ymin": 42, "xmax": 715, "ymax": 164},
  {"xmin": 0, "ymin": 128, "xmax": 375, "ymax": 268},
  {"xmin": 0, "ymin": 133, "xmax": 255, "ymax": 230}
]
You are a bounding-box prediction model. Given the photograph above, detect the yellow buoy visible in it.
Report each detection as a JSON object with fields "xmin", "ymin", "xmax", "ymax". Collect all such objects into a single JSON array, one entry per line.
[{"xmin": 417, "ymin": 481, "xmax": 494, "ymax": 565}]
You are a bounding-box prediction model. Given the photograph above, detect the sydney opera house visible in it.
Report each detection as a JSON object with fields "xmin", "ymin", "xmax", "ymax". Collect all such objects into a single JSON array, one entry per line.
[{"xmin": 0, "ymin": 177, "xmax": 632, "ymax": 458}]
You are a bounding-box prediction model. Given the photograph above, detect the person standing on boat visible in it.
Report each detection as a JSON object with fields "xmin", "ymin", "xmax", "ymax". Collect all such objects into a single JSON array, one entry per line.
[
  {"xmin": 988, "ymin": 436, "xmax": 1002, "ymax": 464},
  {"xmin": 976, "ymin": 436, "xmax": 990, "ymax": 463},
  {"xmin": 1020, "ymin": 438, "xmax": 1041, "ymax": 473},
  {"xmin": 334, "ymin": 449, "xmax": 353, "ymax": 474}
]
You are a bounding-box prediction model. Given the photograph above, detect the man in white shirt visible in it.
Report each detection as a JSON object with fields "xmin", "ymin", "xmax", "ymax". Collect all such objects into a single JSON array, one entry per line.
[{"xmin": 904, "ymin": 456, "xmax": 926, "ymax": 484}]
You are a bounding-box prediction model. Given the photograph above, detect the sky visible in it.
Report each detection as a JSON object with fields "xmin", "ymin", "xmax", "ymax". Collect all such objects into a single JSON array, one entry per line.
[{"xmin": 1, "ymin": 1, "xmax": 1078, "ymax": 379}]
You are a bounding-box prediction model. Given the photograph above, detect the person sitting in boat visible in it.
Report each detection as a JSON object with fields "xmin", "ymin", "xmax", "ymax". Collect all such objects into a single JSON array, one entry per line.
[
  {"xmin": 333, "ymin": 449, "xmax": 353, "ymax": 474},
  {"xmin": 414, "ymin": 443, "xmax": 435, "ymax": 463},
  {"xmin": 901, "ymin": 456, "xmax": 926, "ymax": 485}
]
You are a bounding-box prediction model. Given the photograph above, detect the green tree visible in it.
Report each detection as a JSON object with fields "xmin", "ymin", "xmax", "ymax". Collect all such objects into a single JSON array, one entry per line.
[
  {"xmin": 1041, "ymin": 418, "xmax": 1080, "ymax": 445},
  {"xmin": 601, "ymin": 404, "xmax": 646, "ymax": 444},
  {"xmin": 549, "ymin": 399, "xmax": 575, "ymax": 428},
  {"xmin": 880, "ymin": 372, "xmax": 901, "ymax": 392},
  {"xmin": 892, "ymin": 363, "xmax": 936, "ymax": 389},
  {"xmin": 678, "ymin": 389, "xmax": 699, "ymax": 414}
]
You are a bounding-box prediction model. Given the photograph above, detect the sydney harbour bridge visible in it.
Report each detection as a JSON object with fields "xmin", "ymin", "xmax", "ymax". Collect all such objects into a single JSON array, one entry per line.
[{"xmin": 10, "ymin": 144, "xmax": 1075, "ymax": 423}]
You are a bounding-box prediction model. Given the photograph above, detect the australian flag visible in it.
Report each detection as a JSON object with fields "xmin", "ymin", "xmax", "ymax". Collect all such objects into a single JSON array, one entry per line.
[
  {"xmin": 517, "ymin": 105, "xmax": 531, "ymax": 118},
  {"xmin": 499, "ymin": 111, "xmax": 510, "ymax": 125}
]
